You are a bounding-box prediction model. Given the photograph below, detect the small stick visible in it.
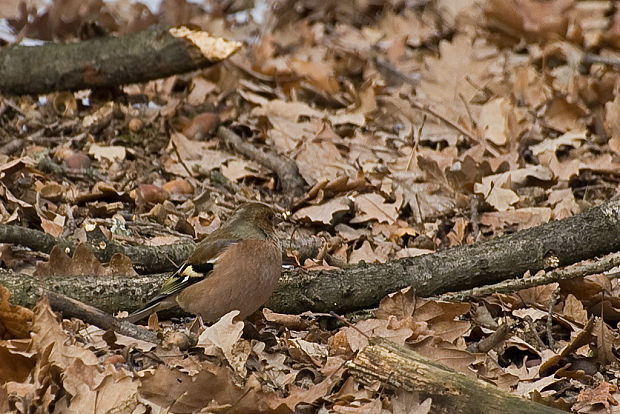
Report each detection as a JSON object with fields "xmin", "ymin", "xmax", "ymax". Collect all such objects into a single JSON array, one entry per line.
[
  {"xmin": 524, "ymin": 315, "xmax": 546, "ymax": 350},
  {"xmin": 547, "ymin": 287, "xmax": 560, "ymax": 351},
  {"xmin": 466, "ymin": 322, "xmax": 512, "ymax": 354},
  {"xmin": 170, "ymin": 136, "xmax": 195, "ymax": 178},
  {"xmin": 409, "ymin": 100, "xmax": 477, "ymax": 142},
  {"xmin": 458, "ymin": 92, "xmax": 477, "ymax": 129}
]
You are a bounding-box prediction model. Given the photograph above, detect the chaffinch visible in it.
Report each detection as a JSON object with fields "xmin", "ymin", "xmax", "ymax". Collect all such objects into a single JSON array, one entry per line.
[{"xmin": 125, "ymin": 202, "xmax": 282, "ymax": 323}]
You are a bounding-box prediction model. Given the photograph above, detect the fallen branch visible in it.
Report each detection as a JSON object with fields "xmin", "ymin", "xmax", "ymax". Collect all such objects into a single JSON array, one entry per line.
[
  {"xmin": 0, "ymin": 225, "xmax": 194, "ymax": 273},
  {"xmin": 436, "ymin": 251, "xmax": 620, "ymax": 302},
  {"xmin": 217, "ymin": 126, "xmax": 307, "ymax": 200},
  {"xmin": 2, "ymin": 199, "xmax": 620, "ymax": 315},
  {"xmin": 0, "ymin": 225, "xmax": 321, "ymax": 273},
  {"xmin": 0, "ymin": 26, "xmax": 241, "ymax": 95},
  {"xmin": 582, "ymin": 53, "xmax": 620, "ymax": 68},
  {"xmin": 46, "ymin": 290, "xmax": 159, "ymax": 344},
  {"xmin": 348, "ymin": 337, "xmax": 564, "ymax": 414}
]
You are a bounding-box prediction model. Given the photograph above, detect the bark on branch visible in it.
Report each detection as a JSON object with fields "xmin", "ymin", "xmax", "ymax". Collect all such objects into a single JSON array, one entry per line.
[
  {"xmin": 0, "ymin": 26, "xmax": 241, "ymax": 95},
  {"xmin": 348, "ymin": 338, "xmax": 564, "ymax": 414},
  {"xmin": 0, "ymin": 225, "xmax": 321, "ymax": 273},
  {"xmin": 1, "ymin": 199, "xmax": 619, "ymax": 315},
  {"xmin": 0, "ymin": 224, "xmax": 194, "ymax": 273},
  {"xmin": 46, "ymin": 290, "xmax": 159, "ymax": 344}
]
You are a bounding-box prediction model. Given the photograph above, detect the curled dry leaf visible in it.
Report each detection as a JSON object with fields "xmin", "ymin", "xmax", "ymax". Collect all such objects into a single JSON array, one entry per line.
[
  {"xmin": 168, "ymin": 26, "xmax": 242, "ymax": 61},
  {"xmin": 34, "ymin": 244, "xmax": 137, "ymax": 277},
  {"xmin": 485, "ymin": 0, "xmax": 571, "ymax": 40},
  {"xmin": 221, "ymin": 158, "xmax": 266, "ymax": 182},
  {"xmin": 349, "ymin": 240, "xmax": 382, "ymax": 264},
  {"xmin": 351, "ymin": 193, "xmax": 401, "ymax": 224},
  {"xmin": 479, "ymin": 207, "xmax": 552, "ymax": 231},
  {"xmin": 530, "ymin": 129, "xmax": 587, "ymax": 155},
  {"xmin": 30, "ymin": 295, "xmax": 99, "ymax": 368},
  {"xmin": 478, "ymin": 97, "xmax": 517, "ymax": 146},
  {"xmin": 82, "ymin": 102, "xmax": 115, "ymax": 132},
  {"xmin": 573, "ymin": 381, "xmax": 619, "ymax": 412},
  {"xmin": 165, "ymin": 132, "xmax": 232, "ymax": 177},
  {"xmin": 181, "ymin": 111, "xmax": 220, "ymax": 139},
  {"xmin": 474, "ymin": 166, "xmax": 554, "ymax": 211},
  {"xmin": 139, "ymin": 364, "xmax": 256, "ymax": 413},
  {"xmin": 137, "ymin": 184, "xmax": 170, "ymax": 205},
  {"xmin": 50, "ymin": 92, "xmax": 77, "ymax": 117},
  {"xmin": 295, "ymin": 140, "xmax": 357, "ymax": 186}
]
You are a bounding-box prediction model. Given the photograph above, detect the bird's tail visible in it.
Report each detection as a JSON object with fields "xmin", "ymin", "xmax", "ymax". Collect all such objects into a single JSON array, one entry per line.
[{"xmin": 124, "ymin": 295, "xmax": 172, "ymax": 323}]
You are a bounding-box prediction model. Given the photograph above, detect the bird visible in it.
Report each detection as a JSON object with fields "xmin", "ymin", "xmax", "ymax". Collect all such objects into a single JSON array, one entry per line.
[{"xmin": 125, "ymin": 202, "xmax": 282, "ymax": 324}]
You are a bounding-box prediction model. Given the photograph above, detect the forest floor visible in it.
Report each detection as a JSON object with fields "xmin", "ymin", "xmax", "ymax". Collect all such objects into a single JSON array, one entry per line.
[{"xmin": 1, "ymin": 0, "xmax": 620, "ymax": 412}]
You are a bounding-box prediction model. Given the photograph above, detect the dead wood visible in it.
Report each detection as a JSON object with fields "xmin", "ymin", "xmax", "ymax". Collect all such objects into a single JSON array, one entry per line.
[
  {"xmin": 0, "ymin": 224, "xmax": 321, "ymax": 273},
  {"xmin": 217, "ymin": 126, "xmax": 307, "ymax": 200},
  {"xmin": 267, "ymin": 197, "xmax": 620, "ymax": 314},
  {"xmin": 46, "ymin": 290, "xmax": 159, "ymax": 344},
  {"xmin": 437, "ymin": 250, "xmax": 620, "ymax": 302},
  {"xmin": 347, "ymin": 337, "xmax": 565, "ymax": 414},
  {"xmin": 0, "ymin": 26, "xmax": 241, "ymax": 95},
  {"xmin": 1, "ymin": 198, "xmax": 619, "ymax": 315},
  {"xmin": 0, "ymin": 224, "xmax": 195, "ymax": 273}
]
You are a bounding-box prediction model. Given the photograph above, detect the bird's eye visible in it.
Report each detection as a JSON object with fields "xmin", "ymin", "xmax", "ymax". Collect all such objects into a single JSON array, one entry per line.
[{"xmin": 271, "ymin": 212, "xmax": 283, "ymax": 225}]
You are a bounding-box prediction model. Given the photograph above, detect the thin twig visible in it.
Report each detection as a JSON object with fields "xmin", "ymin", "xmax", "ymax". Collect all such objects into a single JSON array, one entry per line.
[
  {"xmin": 470, "ymin": 195, "xmax": 481, "ymax": 241},
  {"xmin": 525, "ymin": 316, "xmax": 546, "ymax": 351},
  {"xmin": 458, "ymin": 92, "xmax": 476, "ymax": 129},
  {"xmin": 170, "ymin": 136, "xmax": 195, "ymax": 178},
  {"xmin": 547, "ymin": 287, "xmax": 560, "ymax": 351},
  {"xmin": 582, "ymin": 53, "xmax": 620, "ymax": 68},
  {"xmin": 436, "ymin": 251, "xmax": 620, "ymax": 302},
  {"xmin": 329, "ymin": 311, "xmax": 370, "ymax": 339},
  {"xmin": 409, "ymin": 100, "xmax": 477, "ymax": 142}
]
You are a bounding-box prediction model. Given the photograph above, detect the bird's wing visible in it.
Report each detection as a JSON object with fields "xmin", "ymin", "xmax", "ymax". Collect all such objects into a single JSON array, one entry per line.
[
  {"xmin": 124, "ymin": 238, "xmax": 239, "ymax": 322},
  {"xmin": 159, "ymin": 238, "xmax": 240, "ymax": 296}
]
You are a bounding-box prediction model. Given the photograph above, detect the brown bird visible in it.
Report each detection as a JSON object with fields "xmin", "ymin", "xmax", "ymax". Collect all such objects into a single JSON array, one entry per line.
[{"xmin": 125, "ymin": 202, "xmax": 282, "ymax": 323}]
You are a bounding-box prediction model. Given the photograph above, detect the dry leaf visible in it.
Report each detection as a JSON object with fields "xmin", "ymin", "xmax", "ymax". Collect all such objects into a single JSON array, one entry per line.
[
  {"xmin": 293, "ymin": 196, "xmax": 352, "ymax": 224},
  {"xmin": 0, "ymin": 284, "xmax": 33, "ymax": 339},
  {"xmin": 351, "ymin": 193, "xmax": 400, "ymax": 224},
  {"xmin": 196, "ymin": 311, "xmax": 248, "ymax": 375}
]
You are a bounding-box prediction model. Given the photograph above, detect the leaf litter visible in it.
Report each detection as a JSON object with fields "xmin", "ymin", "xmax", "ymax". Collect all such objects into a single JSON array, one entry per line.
[{"xmin": 1, "ymin": 0, "xmax": 620, "ymax": 412}]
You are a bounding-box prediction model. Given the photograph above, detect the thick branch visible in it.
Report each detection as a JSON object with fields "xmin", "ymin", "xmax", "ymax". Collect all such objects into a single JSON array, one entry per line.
[
  {"xmin": 2, "ymin": 199, "xmax": 619, "ymax": 315},
  {"xmin": 268, "ymin": 198, "xmax": 620, "ymax": 313},
  {"xmin": 0, "ymin": 225, "xmax": 194, "ymax": 273},
  {"xmin": 0, "ymin": 26, "xmax": 241, "ymax": 95},
  {"xmin": 0, "ymin": 225, "xmax": 321, "ymax": 273},
  {"xmin": 347, "ymin": 338, "xmax": 564, "ymax": 414}
]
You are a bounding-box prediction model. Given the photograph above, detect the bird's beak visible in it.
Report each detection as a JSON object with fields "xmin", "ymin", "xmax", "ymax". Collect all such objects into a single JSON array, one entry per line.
[{"xmin": 272, "ymin": 212, "xmax": 285, "ymax": 226}]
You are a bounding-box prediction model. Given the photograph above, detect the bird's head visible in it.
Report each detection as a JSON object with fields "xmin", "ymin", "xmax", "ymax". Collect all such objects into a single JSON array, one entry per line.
[{"xmin": 231, "ymin": 202, "xmax": 282, "ymax": 238}]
